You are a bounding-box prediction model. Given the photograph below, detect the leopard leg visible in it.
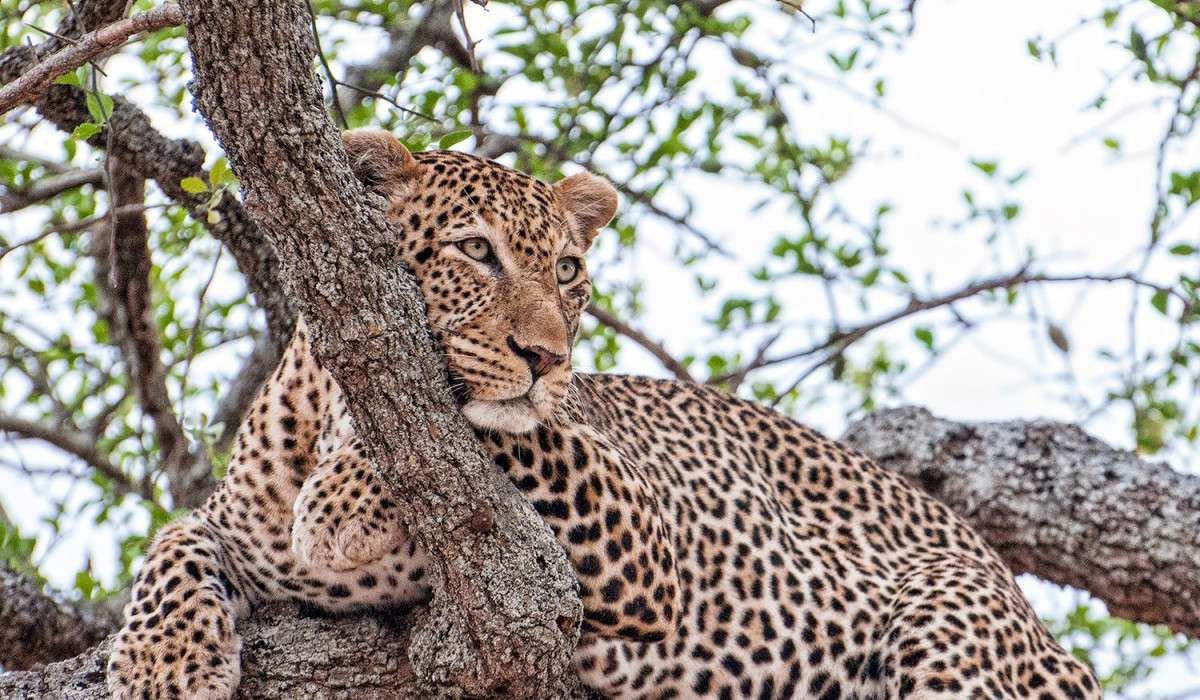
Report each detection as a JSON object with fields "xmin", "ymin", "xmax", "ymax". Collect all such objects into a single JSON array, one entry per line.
[
  {"xmin": 291, "ymin": 443, "xmax": 408, "ymax": 572},
  {"xmin": 107, "ymin": 517, "xmax": 249, "ymax": 700}
]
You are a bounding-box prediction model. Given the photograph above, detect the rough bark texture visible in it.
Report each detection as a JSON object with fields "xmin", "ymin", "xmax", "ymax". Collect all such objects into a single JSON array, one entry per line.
[
  {"xmin": 0, "ymin": 5, "xmax": 183, "ymax": 116},
  {"xmin": 0, "ymin": 604, "xmax": 416, "ymax": 698},
  {"xmin": 844, "ymin": 406, "xmax": 1200, "ymax": 638},
  {"xmin": 177, "ymin": 0, "xmax": 583, "ymax": 696},
  {"xmin": 0, "ymin": 562, "xmax": 120, "ymax": 672},
  {"xmin": 107, "ymin": 160, "xmax": 214, "ymax": 508}
]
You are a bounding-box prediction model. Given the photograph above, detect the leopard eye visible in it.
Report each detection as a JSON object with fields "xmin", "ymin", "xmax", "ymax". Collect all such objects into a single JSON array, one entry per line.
[
  {"xmin": 556, "ymin": 257, "xmax": 581, "ymax": 284},
  {"xmin": 457, "ymin": 237, "xmax": 492, "ymax": 262}
]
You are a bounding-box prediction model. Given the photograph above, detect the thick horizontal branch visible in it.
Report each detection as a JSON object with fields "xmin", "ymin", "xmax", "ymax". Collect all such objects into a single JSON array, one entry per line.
[
  {"xmin": 0, "ymin": 604, "xmax": 419, "ymax": 697},
  {"xmin": 0, "ymin": 562, "xmax": 120, "ymax": 671},
  {"xmin": 0, "ymin": 5, "xmax": 183, "ymax": 116},
  {"xmin": 844, "ymin": 406, "xmax": 1200, "ymax": 638}
]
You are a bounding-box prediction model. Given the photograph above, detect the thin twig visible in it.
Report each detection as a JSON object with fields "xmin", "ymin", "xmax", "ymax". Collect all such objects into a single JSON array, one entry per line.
[
  {"xmin": 1, "ymin": 166, "xmax": 105, "ymax": 212},
  {"xmin": 586, "ymin": 303, "xmax": 693, "ymax": 382},
  {"xmin": 0, "ymin": 204, "xmax": 167, "ymax": 263},
  {"xmin": 178, "ymin": 247, "xmax": 223, "ymax": 429},
  {"xmin": 715, "ymin": 269, "xmax": 1190, "ymax": 384},
  {"xmin": 0, "ymin": 411, "xmax": 153, "ymax": 501},
  {"xmin": 450, "ymin": 0, "xmax": 487, "ymax": 71},
  {"xmin": 332, "ymin": 80, "xmax": 437, "ymax": 122}
]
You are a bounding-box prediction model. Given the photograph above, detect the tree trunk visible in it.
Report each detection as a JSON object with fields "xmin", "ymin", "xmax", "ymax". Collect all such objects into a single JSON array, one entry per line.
[{"xmin": 175, "ymin": 0, "xmax": 583, "ymax": 696}]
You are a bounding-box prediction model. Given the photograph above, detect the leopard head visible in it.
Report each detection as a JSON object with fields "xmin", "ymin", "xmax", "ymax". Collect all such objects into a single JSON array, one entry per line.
[{"xmin": 341, "ymin": 129, "xmax": 618, "ymax": 434}]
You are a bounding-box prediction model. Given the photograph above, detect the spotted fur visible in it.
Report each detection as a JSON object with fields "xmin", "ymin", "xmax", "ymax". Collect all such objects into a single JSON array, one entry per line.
[{"xmin": 108, "ymin": 131, "xmax": 1100, "ymax": 699}]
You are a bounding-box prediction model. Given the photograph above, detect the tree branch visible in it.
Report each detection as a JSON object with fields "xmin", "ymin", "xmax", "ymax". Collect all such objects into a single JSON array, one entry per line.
[
  {"xmin": 0, "ymin": 604, "xmax": 416, "ymax": 696},
  {"xmin": 844, "ymin": 406, "xmax": 1200, "ymax": 638},
  {"xmin": 0, "ymin": 411, "xmax": 154, "ymax": 501},
  {"xmin": 715, "ymin": 268, "xmax": 1191, "ymax": 384},
  {"xmin": 106, "ymin": 159, "xmax": 214, "ymax": 509},
  {"xmin": 0, "ymin": 4, "xmax": 184, "ymax": 117},
  {"xmin": 0, "ymin": 166, "xmax": 104, "ymax": 213},
  {"xmin": 10, "ymin": 404, "xmax": 1195, "ymax": 689},
  {"xmin": 336, "ymin": 0, "xmax": 473, "ymax": 115},
  {"xmin": 585, "ymin": 304, "xmax": 693, "ymax": 382},
  {"xmin": 0, "ymin": 563, "xmax": 121, "ymax": 671},
  {"xmin": 0, "ymin": 26, "xmax": 296, "ymax": 351},
  {"xmin": 178, "ymin": 0, "xmax": 583, "ymax": 695}
]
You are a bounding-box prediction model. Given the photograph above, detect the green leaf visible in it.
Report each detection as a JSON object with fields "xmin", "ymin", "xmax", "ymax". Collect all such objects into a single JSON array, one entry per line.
[
  {"xmin": 1169, "ymin": 244, "xmax": 1197, "ymax": 256},
  {"xmin": 1047, "ymin": 323, "xmax": 1070, "ymax": 354},
  {"xmin": 180, "ymin": 177, "xmax": 209, "ymax": 194},
  {"xmin": 438, "ymin": 130, "xmax": 472, "ymax": 149},
  {"xmin": 54, "ymin": 70, "xmax": 82, "ymax": 88},
  {"xmin": 970, "ymin": 159, "xmax": 998, "ymax": 177},
  {"xmin": 85, "ymin": 92, "xmax": 114, "ymax": 123},
  {"xmin": 209, "ymin": 158, "xmax": 237, "ymax": 187},
  {"xmin": 1151, "ymin": 289, "xmax": 1169, "ymax": 316},
  {"xmin": 71, "ymin": 122, "xmax": 102, "ymax": 141},
  {"xmin": 914, "ymin": 326, "xmax": 934, "ymax": 351}
]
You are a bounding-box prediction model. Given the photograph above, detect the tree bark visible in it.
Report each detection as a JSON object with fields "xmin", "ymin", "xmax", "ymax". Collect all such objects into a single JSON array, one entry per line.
[
  {"xmin": 0, "ymin": 563, "xmax": 120, "ymax": 672},
  {"xmin": 176, "ymin": 0, "xmax": 583, "ymax": 696},
  {"xmin": 843, "ymin": 406, "xmax": 1200, "ymax": 638},
  {"xmin": 0, "ymin": 604, "xmax": 413, "ymax": 698}
]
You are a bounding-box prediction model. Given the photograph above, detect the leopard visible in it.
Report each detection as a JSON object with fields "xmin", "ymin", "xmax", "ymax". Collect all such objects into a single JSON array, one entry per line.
[{"xmin": 106, "ymin": 129, "xmax": 1101, "ymax": 699}]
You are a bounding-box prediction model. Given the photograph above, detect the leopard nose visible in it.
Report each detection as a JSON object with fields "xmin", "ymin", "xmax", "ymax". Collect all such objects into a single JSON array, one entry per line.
[{"xmin": 507, "ymin": 335, "xmax": 566, "ymax": 379}]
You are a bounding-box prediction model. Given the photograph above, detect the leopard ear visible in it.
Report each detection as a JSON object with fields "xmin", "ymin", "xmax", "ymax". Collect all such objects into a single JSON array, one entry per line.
[
  {"xmin": 341, "ymin": 129, "xmax": 422, "ymax": 199},
  {"xmin": 554, "ymin": 172, "xmax": 619, "ymax": 246}
]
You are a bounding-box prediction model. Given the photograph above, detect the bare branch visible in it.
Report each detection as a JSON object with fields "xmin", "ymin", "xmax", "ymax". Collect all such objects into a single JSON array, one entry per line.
[
  {"xmin": 0, "ymin": 166, "xmax": 104, "ymax": 213},
  {"xmin": 585, "ymin": 304, "xmax": 693, "ymax": 382},
  {"xmin": 106, "ymin": 159, "xmax": 214, "ymax": 509},
  {"xmin": 0, "ymin": 411, "xmax": 153, "ymax": 501},
  {"xmin": 0, "ymin": 4, "xmax": 184, "ymax": 116},
  {"xmin": 0, "ymin": 145, "xmax": 77, "ymax": 174},
  {"xmin": 0, "ymin": 562, "xmax": 120, "ymax": 670},
  {"xmin": 0, "ymin": 32, "xmax": 297, "ymax": 350},
  {"xmin": 716, "ymin": 269, "xmax": 1192, "ymax": 384},
  {"xmin": 845, "ymin": 407, "xmax": 1200, "ymax": 638}
]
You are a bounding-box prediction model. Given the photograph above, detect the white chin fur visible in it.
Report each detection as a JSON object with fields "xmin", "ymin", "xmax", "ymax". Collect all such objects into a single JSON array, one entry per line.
[{"xmin": 462, "ymin": 399, "xmax": 539, "ymax": 434}]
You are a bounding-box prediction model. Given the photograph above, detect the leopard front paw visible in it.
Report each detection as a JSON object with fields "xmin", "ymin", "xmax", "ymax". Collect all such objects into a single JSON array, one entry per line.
[{"xmin": 291, "ymin": 468, "xmax": 402, "ymax": 571}]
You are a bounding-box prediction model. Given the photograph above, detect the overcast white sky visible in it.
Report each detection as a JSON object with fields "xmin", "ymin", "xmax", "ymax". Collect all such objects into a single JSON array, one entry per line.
[{"xmin": 2, "ymin": 0, "xmax": 1198, "ymax": 694}]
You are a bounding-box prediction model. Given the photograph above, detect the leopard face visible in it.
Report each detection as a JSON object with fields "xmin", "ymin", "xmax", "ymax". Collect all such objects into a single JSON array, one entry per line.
[{"xmin": 342, "ymin": 130, "xmax": 618, "ymax": 434}]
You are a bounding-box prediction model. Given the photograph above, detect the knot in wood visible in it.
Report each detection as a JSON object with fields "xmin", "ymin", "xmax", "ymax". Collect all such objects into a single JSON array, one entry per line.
[{"xmin": 468, "ymin": 505, "xmax": 494, "ymax": 533}]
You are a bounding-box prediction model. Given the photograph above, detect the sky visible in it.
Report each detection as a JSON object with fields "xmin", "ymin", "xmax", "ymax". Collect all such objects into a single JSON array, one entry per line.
[{"xmin": 2, "ymin": 0, "xmax": 1198, "ymax": 695}]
